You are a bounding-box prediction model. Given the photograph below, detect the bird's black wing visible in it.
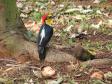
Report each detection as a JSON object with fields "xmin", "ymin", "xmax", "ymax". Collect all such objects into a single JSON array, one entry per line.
[{"xmin": 37, "ymin": 24, "xmax": 53, "ymax": 47}]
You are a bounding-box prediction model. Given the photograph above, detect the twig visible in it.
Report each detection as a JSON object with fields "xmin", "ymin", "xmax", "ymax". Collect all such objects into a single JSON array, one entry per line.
[
  {"xmin": 6, "ymin": 63, "xmax": 41, "ymax": 70},
  {"xmin": 0, "ymin": 59, "xmax": 16, "ymax": 63}
]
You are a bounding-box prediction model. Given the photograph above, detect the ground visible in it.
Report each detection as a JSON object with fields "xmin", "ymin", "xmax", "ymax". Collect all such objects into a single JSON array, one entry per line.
[{"xmin": 0, "ymin": 0, "xmax": 112, "ymax": 84}]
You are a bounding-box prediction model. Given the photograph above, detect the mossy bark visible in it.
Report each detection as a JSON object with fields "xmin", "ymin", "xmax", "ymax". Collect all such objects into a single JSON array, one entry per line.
[
  {"xmin": 3, "ymin": 0, "xmax": 17, "ymax": 29},
  {"xmin": 0, "ymin": 0, "xmax": 34, "ymax": 61},
  {"xmin": 0, "ymin": 0, "xmax": 17, "ymax": 31}
]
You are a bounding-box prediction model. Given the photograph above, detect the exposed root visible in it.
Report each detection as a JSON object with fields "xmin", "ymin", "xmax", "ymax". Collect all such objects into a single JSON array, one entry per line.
[{"xmin": 82, "ymin": 58, "xmax": 112, "ymax": 66}]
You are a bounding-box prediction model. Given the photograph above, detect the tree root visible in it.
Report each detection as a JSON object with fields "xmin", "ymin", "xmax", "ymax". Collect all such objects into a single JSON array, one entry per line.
[
  {"xmin": 0, "ymin": 33, "xmax": 76, "ymax": 63},
  {"xmin": 0, "ymin": 32, "xmax": 112, "ymax": 66},
  {"xmin": 82, "ymin": 58, "xmax": 112, "ymax": 66}
]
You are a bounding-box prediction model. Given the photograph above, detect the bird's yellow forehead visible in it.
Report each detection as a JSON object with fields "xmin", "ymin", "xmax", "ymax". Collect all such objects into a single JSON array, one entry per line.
[
  {"xmin": 45, "ymin": 14, "xmax": 54, "ymax": 26},
  {"xmin": 45, "ymin": 19, "xmax": 53, "ymax": 26}
]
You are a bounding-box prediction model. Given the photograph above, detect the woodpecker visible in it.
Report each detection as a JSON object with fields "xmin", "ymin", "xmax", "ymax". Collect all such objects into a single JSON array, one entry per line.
[{"xmin": 37, "ymin": 14, "xmax": 54, "ymax": 62}]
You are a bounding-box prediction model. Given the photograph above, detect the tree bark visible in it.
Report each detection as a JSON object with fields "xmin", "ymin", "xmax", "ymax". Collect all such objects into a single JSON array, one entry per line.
[
  {"xmin": 0, "ymin": 0, "xmax": 38, "ymax": 62},
  {"xmin": 82, "ymin": 58, "xmax": 112, "ymax": 67}
]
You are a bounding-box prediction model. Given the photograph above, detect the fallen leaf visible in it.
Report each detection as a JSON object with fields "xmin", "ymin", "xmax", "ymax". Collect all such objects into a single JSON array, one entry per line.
[
  {"xmin": 104, "ymin": 71, "xmax": 112, "ymax": 78},
  {"xmin": 93, "ymin": 0, "xmax": 101, "ymax": 3},
  {"xmin": 47, "ymin": 77, "xmax": 63, "ymax": 84},
  {"xmin": 41, "ymin": 66, "xmax": 56, "ymax": 78},
  {"xmin": 33, "ymin": 69, "xmax": 42, "ymax": 78},
  {"xmin": 66, "ymin": 62, "xmax": 80, "ymax": 72},
  {"xmin": 91, "ymin": 71, "xmax": 104, "ymax": 80}
]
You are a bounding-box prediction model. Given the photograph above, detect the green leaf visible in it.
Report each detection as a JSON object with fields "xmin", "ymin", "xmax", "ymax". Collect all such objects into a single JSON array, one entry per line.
[
  {"xmin": 104, "ymin": 71, "xmax": 112, "ymax": 78},
  {"xmin": 68, "ymin": 79, "xmax": 78, "ymax": 84},
  {"xmin": 0, "ymin": 78, "xmax": 13, "ymax": 84},
  {"xmin": 33, "ymin": 12, "xmax": 42, "ymax": 21},
  {"xmin": 68, "ymin": 38, "xmax": 74, "ymax": 45},
  {"xmin": 100, "ymin": 0, "xmax": 107, "ymax": 3},
  {"xmin": 90, "ymin": 79, "xmax": 105, "ymax": 84},
  {"xmin": 36, "ymin": 2, "xmax": 44, "ymax": 7}
]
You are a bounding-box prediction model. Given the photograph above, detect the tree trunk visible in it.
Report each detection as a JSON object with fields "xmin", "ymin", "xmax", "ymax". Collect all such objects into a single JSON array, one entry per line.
[{"xmin": 0, "ymin": 0, "xmax": 39, "ymax": 63}]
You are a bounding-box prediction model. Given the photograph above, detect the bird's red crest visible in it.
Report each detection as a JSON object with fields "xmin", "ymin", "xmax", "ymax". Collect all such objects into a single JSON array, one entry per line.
[{"xmin": 42, "ymin": 13, "xmax": 48, "ymax": 24}]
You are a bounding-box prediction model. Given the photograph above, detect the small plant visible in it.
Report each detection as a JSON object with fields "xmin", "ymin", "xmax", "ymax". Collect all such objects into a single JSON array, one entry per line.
[
  {"xmin": 105, "ymin": 42, "xmax": 112, "ymax": 51},
  {"xmin": 68, "ymin": 79, "xmax": 78, "ymax": 84},
  {"xmin": 89, "ymin": 79, "xmax": 105, "ymax": 84},
  {"xmin": 32, "ymin": 12, "xmax": 42, "ymax": 21},
  {"xmin": 100, "ymin": 0, "xmax": 107, "ymax": 3},
  {"xmin": 68, "ymin": 38, "xmax": 75, "ymax": 45}
]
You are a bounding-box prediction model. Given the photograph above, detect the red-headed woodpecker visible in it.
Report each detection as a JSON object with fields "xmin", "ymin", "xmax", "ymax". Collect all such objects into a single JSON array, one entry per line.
[{"xmin": 37, "ymin": 14, "xmax": 53, "ymax": 62}]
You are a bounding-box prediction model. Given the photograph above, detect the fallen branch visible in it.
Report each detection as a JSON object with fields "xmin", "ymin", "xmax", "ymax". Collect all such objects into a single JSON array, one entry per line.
[{"xmin": 6, "ymin": 62, "xmax": 41, "ymax": 70}]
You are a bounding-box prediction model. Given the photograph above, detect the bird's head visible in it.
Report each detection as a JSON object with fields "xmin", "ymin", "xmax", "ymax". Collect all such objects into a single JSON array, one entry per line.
[{"xmin": 41, "ymin": 13, "xmax": 54, "ymax": 26}]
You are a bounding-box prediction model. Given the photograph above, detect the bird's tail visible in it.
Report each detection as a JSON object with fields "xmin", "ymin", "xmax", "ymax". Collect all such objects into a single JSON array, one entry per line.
[{"xmin": 38, "ymin": 46, "xmax": 46, "ymax": 62}]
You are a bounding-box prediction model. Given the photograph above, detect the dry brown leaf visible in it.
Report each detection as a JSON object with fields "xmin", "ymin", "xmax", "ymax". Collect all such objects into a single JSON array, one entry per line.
[
  {"xmin": 41, "ymin": 66, "xmax": 56, "ymax": 78},
  {"xmin": 66, "ymin": 61, "xmax": 80, "ymax": 72},
  {"xmin": 91, "ymin": 71, "xmax": 104, "ymax": 80}
]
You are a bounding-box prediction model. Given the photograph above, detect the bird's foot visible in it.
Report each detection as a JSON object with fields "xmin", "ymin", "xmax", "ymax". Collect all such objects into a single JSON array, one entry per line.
[{"xmin": 39, "ymin": 60, "xmax": 46, "ymax": 68}]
